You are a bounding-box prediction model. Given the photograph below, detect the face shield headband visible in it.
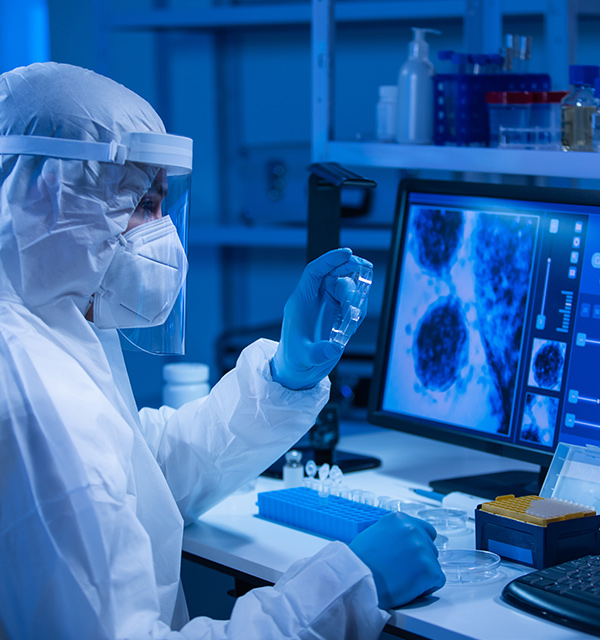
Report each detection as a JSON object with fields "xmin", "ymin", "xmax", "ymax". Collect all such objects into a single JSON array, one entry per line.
[{"xmin": 0, "ymin": 131, "xmax": 193, "ymax": 356}]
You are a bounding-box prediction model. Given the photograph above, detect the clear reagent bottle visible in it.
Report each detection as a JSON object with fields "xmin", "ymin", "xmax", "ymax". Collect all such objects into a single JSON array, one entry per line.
[
  {"xmin": 396, "ymin": 27, "xmax": 440, "ymax": 145},
  {"xmin": 561, "ymin": 64, "xmax": 600, "ymax": 152}
]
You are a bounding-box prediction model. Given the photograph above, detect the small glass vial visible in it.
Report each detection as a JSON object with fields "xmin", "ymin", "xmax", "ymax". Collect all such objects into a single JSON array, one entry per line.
[
  {"xmin": 376, "ymin": 85, "xmax": 398, "ymax": 142},
  {"xmin": 283, "ymin": 450, "xmax": 304, "ymax": 489},
  {"xmin": 561, "ymin": 64, "xmax": 600, "ymax": 152}
]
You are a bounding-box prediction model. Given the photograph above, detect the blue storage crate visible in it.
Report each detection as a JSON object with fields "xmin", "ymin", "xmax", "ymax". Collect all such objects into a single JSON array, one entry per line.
[
  {"xmin": 433, "ymin": 73, "xmax": 551, "ymax": 146},
  {"xmin": 257, "ymin": 487, "xmax": 387, "ymax": 543}
]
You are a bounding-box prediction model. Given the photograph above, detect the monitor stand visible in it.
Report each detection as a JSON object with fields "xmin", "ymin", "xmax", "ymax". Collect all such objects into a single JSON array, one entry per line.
[
  {"xmin": 429, "ymin": 467, "xmax": 549, "ymax": 501},
  {"xmin": 262, "ymin": 447, "xmax": 381, "ymax": 480}
]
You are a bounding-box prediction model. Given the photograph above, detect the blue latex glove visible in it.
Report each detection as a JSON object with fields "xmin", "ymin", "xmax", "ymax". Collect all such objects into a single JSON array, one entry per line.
[
  {"xmin": 349, "ymin": 512, "xmax": 446, "ymax": 610},
  {"xmin": 270, "ymin": 248, "xmax": 373, "ymax": 390}
]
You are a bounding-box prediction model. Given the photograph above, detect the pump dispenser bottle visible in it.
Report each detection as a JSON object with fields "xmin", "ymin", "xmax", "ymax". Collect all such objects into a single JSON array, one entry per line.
[{"xmin": 396, "ymin": 27, "xmax": 440, "ymax": 145}]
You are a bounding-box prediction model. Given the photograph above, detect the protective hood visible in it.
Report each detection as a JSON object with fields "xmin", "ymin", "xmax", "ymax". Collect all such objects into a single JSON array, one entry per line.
[{"xmin": 0, "ymin": 62, "xmax": 169, "ymax": 316}]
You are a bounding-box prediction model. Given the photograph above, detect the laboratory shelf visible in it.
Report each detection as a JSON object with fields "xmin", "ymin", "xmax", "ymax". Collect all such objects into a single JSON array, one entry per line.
[
  {"xmin": 320, "ymin": 142, "xmax": 600, "ymax": 180},
  {"xmin": 188, "ymin": 224, "xmax": 391, "ymax": 250},
  {"xmin": 108, "ymin": 1, "xmax": 467, "ymax": 31}
]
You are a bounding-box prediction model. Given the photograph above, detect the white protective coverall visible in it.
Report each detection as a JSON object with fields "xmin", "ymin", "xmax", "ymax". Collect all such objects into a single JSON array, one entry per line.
[{"xmin": 0, "ymin": 63, "xmax": 390, "ymax": 639}]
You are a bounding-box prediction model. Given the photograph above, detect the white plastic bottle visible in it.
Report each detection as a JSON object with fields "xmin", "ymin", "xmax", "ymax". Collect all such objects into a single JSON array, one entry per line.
[
  {"xmin": 283, "ymin": 450, "xmax": 304, "ymax": 489},
  {"xmin": 396, "ymin": 27, "xmax": 440, "ymax": 145},
  {"xmin": 162, "ymin": 362, "xmax": 210, "ymax": 408}
]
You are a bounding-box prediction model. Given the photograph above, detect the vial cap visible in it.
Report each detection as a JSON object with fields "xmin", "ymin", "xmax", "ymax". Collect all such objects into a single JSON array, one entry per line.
[
  {"xmin": 285, "ymin": 449, "xmax": 302, "ymax": 465},
  {"xmin": 569, "ymin": 64, "xmax": 600, "ymax": 87}
]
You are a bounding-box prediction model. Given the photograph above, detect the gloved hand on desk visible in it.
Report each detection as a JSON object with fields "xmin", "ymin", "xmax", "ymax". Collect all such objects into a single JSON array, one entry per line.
[
  {"xmin": 349, "ymin": 512, "xmax": 446, "ymax": 610},
  {"xmin": 271, "ymin": 247, "xmax": 372, "ymax": 390}
]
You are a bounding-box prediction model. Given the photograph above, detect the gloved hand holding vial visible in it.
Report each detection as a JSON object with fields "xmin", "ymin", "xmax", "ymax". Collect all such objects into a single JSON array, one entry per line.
[{"xmin": 271, "ymin": 248, "xmax": 373, "ymax": 390}]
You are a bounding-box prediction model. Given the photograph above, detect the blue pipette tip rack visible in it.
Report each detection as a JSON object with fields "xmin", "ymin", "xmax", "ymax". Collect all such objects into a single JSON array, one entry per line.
[{"xmin": 256, "ymin": 487, "xmax": 387, "ymax": 542}]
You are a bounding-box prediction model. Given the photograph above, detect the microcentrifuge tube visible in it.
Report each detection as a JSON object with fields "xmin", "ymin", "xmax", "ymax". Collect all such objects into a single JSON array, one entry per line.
[
  {"xmin": 318, "ymin": 463, "xmax": 330, "ymax": 482},
  {"xmin": 304, "ymin": 459, "xmax": 318, "ymax": 489},
  {"xmin": 362, "ymin": 491, "xmax": 377, "ymax": 506},
  {"xmin": 330, "ymin": 465, "xmax": 344, "ymax": 485},
  {"xmin": 350, "ymin": 489, "xmax": 365, "ymax": 503},
  {"xmin": 377, "ymin": 496, "xmax": 392, "ymax": 509},
  {"xmin": 330, "ymin": 265, "xmax": 373, "ymax": 347}
]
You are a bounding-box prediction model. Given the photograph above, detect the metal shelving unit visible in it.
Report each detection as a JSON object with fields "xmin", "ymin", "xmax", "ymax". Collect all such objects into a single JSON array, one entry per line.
[
  {"xmin": 311, "ymin": 0, "xmax": 600, "ymax": 177},
  {"xmin": 322, "ymin": 142, "xmax": 600, "ymax": 179}
]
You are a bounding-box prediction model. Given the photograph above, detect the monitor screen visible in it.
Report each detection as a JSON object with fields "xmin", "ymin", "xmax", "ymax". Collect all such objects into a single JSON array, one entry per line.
[{"xmin": 368, "ymin": 178, "xmax": 600, "ymax": 496}]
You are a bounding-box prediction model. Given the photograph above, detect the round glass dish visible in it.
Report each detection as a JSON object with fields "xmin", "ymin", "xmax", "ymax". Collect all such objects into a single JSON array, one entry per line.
[
  {"xmin": 418, "ymin": 507, "xmax": 468, "ymax": 533},
  {"xmin": 438, "ymin": 549, "xmax": 501, "ymax": 583},
  {"xmin": 434, "ymin": 534, "xmax": 449, "ymax": 551},
  {"xmin": 382, "ymin": 499, "xmax": 425, "ymax": 517}
]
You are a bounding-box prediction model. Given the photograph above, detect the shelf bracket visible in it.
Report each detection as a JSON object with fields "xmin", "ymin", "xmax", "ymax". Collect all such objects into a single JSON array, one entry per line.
[{"xmin": 306, "ymin": 162, "xmax": 376, "ymax": 263}]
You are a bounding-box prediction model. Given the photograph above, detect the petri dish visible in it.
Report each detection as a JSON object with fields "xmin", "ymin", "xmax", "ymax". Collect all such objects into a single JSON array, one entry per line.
[
  {"xmin": 438, "ymin": 549, "xmax": 501, "ymax": 584},
  {"xmin": 418, "ymin": 507, "xmax": 468, "ymax": 533},
  {"xmin": 380, "ymin": 499, "xmax": 424, "ymax": 516},
  {"xmin": 434, "ymin": 534, "xmax": 449, "ymax": 551}
]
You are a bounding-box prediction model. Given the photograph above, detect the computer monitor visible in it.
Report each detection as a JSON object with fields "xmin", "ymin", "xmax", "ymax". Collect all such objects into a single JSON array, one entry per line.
[{"xmin": 368, "ymin": 178, "xmax": 600, "ymax": 499}]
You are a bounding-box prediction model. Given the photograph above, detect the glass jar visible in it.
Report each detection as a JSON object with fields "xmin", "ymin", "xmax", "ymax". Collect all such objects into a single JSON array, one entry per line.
[
  {"xmin": 561, "ymin": 64, "xmax": 600, "ymax": 152},
  {"xmin": 486, "ymin": 91, "xmax": 533, "ymax": 148}
]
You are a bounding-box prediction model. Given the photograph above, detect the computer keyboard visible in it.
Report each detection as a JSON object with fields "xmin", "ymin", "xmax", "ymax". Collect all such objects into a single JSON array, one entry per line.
[{"xmin": 502, "ymin": 554, "xmax": 600, "ymax": 636}]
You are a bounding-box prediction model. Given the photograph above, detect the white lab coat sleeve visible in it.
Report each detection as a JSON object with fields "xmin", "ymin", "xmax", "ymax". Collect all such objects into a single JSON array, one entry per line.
[
  {"xmin": 174, "ymin": 542, "xmax": 390, "ymax": 640},
  {"xmin": 138, "ymin": 339, "xmax": 331, "ymax": 522}
]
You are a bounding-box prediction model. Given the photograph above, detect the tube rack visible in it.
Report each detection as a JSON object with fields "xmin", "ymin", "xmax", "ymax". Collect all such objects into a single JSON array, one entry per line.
[{"xmin": 256, "ymin": 486, "xmax": 387, "ymax": 542}]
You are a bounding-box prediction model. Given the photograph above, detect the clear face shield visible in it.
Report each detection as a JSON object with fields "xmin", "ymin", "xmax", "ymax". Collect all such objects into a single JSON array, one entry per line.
[
  {"xmin": 0, "ymin": 130, "xmax": 193, "ymax": 355},
  {"xmin": 112, "ymin": 168, "xmax": 191, "ymax": 356}
]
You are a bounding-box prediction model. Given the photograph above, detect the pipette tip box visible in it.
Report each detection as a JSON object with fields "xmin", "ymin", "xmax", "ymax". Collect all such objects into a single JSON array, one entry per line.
[
  {"xmin": 256, "ymin": 487, "xmax": 387, "ymax": 543},
  {"xmin": 475, "ymin": 494, "xmax": 600, "ymax": 569}
]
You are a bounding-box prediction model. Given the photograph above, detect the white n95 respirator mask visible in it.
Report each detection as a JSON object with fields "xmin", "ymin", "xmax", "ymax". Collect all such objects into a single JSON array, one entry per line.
[{"xmin": 93, "ymin": 216, "xmax": 188, "ymax": 330}]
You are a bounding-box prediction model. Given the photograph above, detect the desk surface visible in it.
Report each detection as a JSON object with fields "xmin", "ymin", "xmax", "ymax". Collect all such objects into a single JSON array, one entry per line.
[{"xmin": 183, "ymin": 424, "xmax": 595, "ymax": 640}]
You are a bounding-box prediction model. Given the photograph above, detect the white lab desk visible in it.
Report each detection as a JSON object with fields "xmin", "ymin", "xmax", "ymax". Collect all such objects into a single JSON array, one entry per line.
[{"xmin": 183, "ymin": 423, "xmax": 595, "ymax": 639}]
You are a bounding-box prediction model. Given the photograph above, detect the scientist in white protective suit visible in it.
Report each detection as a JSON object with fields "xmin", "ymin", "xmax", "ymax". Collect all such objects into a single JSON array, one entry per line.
[{"xmin": 0, "ymin": 62, "xmax": 445, "ymax": 640}]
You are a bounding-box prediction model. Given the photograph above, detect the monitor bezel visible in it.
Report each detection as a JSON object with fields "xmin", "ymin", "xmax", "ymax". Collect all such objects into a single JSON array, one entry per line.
[{"xmin": 368, "ymin": 177, "xmax": 600, "ymax": 468}]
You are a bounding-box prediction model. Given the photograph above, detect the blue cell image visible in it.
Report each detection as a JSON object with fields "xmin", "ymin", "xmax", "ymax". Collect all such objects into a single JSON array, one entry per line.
[
  {"xmin": 473, "ymin": 213, "xmax": 538, "ymax": 434},
  {"xmin": 528, "ymin": 339, "xmax": 566, "ymax": 392},
  {"xmin": 381, "ymin": 207, "xmax": 538, "ymax": 438},
  {"xmin": 413, "ymin": 208, "xmax": 464, "ymax": 276},
  {"xmin": 520, "ymin": 392, "xmax": 559, "ymax": 446},
  {"xmin": 413, "ymin": 296, "xmax": 468, "ymax": 392}
]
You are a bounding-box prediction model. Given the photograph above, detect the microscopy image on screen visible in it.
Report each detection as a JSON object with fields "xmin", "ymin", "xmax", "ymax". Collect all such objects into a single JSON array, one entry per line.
[
  {"xmin": 527, "ymin": 338, "xmax": 566, "ymax": 392},
  {"xmin": 382, "ymin": 205, "xmax": 538, "ymax": 437},
  {"xmin": 520, "ymin": 392, "xmax": 559, "ymax": 446}
]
